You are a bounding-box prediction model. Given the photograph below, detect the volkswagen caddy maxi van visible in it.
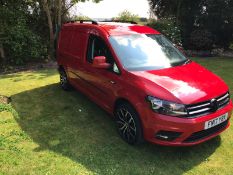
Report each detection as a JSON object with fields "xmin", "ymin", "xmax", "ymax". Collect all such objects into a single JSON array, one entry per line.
[{"xmin": 57, "ymin": 20, "xmax": 232, "ymax": 146}]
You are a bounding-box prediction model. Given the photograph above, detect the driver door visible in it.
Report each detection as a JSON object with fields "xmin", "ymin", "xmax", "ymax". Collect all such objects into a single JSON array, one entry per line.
[{"xmin": 79, "ymin": 34, "xmax": 121, "ymax": 111}]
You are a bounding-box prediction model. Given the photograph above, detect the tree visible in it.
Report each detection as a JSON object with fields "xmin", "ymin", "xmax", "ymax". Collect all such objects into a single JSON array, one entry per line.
[
  {"xmin": 148, "ymin": 0, "xmax": 233, "ymax": 49},
  {"xmin": 148, "ymin": 0, "xmax": 184, "ymax": 24},
  {"xmin": 0, "ymin": 32, "xmax": 6, "ymax": 65},
  {"xmin": 199, "ymin": 0, "xmax": 233, "ymax": 48},
  {"xmin": 42, "ymin": 0, "xmax": 54, "ymax": 59},
  {"xmin": 0, "ymin": 0, "xmax": 102, "ymax": 66}
]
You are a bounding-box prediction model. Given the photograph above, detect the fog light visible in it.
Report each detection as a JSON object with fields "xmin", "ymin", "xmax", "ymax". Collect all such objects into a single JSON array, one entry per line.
[{"xmin": 155, "ymin": 131, "xmax": 182, "ymax": 141}]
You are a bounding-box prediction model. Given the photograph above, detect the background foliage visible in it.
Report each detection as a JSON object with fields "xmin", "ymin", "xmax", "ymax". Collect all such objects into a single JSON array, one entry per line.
[
  {"xmin": 113, "ymin": 10, "xmax": 140, "ymax": 23},
  {"xmin": 1, "ymin": 0, "xmax": 233, "ymax": 67},
  {"xmin": 148, "ymin": 0, "xmax": 233, "ymax": 50},
  {"xmin": 0, "ymin": 0, "xmax": 47, "ymax": 65},
  {"xmin": 4, "ymin": 20, "xmax": 46, "ymax": 65},
  {"xmin": 0, "ymin": 0, "xmax": 101, "ymax": 67}
]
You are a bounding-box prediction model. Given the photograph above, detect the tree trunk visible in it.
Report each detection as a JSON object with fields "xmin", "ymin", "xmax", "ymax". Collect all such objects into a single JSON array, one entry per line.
[
  {"xmin": 42, "ymin": 0, "xmax": 54, "ymax": 59},
  {"xmin": 0, "ymin": 44, "xmax": 5, "ymax": 59},
  {"xmin": 58, "ymin": 0, "xmax": 62, "ymax": 27},
  {"xmin": 61, "ymin": 2, "xmax": 76, "ymax": 17},
  {"xmin": 176, "ymin": 0, "xmax": 183, "ymax": 25},
  {"xmin": 0, "ymin": 43, "xmax": 6, "ymax": 66}
]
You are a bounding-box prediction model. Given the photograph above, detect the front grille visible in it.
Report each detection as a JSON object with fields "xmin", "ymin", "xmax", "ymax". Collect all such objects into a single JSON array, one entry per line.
[
  {"xmin": 183, "ymin": 119, "xmax": 229, "ymax": 143},
  {"xmin": 186, "ymin": 92, "xmax": 230, "ymax": 118}
]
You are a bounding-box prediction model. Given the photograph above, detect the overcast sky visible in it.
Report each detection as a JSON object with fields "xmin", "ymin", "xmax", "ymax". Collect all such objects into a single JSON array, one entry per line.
[{"xmin": 70, "ymin": 0, "xmax": 150, "ymax": 19}]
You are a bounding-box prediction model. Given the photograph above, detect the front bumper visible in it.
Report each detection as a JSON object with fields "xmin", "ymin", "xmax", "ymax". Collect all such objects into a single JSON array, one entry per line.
[{"xmin": 142, "ymin": 101, "xmax": 233, "ymax": 146}]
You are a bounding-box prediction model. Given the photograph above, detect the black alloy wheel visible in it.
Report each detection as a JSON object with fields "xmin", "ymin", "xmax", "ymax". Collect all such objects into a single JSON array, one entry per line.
[{"xmin": 115, "ymin": 103, "xmax": 143, "ymax": 145}]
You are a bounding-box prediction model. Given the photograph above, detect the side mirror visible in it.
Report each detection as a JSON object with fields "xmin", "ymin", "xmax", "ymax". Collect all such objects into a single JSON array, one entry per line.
[{"xmin": 92, "ymin": 56, "xmax": 111, "ymax": 69}]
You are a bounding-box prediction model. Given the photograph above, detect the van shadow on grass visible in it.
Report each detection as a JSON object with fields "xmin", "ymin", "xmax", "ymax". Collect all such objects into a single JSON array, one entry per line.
[{"xmin": 12, "ymin": 83, "xmax": 221, "ymax": 175}]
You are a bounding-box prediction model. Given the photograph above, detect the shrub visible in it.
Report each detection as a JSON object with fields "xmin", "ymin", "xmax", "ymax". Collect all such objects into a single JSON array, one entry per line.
[
  {"xmin": 3, "ymin": 20, "xmax": 47, "ymax": 65},
  {"xmin": 73, "ymin": 15, "xmax": 91, "ymax": 21},
  {"xmin": 114, "ymin": 10, "xmax": 140, "ymax": 23},
  {"xmin": 147, "ymin": 18, "xmax": 181, "ymax": 45},
  {"xmin": 189, "ymin": 29, "xmax": 214, "ymax": 50}
]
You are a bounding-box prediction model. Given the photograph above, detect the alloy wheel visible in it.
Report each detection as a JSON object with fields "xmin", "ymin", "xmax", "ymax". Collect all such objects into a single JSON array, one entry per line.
[{"xmin": 116, "ymin": 108, "xmax": 137, "ymax": 143}]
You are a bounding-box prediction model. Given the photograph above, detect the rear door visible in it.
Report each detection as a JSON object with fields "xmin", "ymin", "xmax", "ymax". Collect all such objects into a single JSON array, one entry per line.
[{"xmin": 64, "ymin": 29, "xmax": 88, "ymax": 88}]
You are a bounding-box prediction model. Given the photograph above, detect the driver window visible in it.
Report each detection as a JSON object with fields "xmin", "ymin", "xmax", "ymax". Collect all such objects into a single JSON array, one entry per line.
[{"xmin": 86, "ymin": 35, "xmax": 114, "ymax": 64}]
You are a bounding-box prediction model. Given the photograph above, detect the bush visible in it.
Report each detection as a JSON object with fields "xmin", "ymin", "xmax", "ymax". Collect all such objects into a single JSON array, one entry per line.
[
  {"xmin": 114, "ymin": 10, "xmax": 140, "ymax": 23},
  {"xmin": 230, "ymin": 43, "xmax": 233, "ymax": 50},
  {"xmin": 73, "ymin": 15, "xmax": 91, "ymax": 21},
  {"xmin": 3, "ymin": 20, "xmax": 47, "ymax": 65},
  {"xmin": 189, "ymin": 29, "xmax": 214, "ymax": 50},
  {"xmin": 147, "ymin": 18, "xmax": 181, "ymax": 45}
]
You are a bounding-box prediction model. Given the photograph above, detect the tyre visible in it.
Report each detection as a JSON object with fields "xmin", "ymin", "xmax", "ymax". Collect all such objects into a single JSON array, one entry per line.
[
  {"xmin": 59, "ymin": 69, "xmax": 71, "ymax": 91},
  {"xmin": 115, "ymin": 102, "xmax": 144, "ymax": 145}
]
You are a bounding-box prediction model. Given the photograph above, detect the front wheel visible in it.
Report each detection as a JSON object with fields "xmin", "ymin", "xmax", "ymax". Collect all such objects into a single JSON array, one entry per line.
[{"xmin": 115, "ymin": 103, "xmax": 144, "ymax": 145}]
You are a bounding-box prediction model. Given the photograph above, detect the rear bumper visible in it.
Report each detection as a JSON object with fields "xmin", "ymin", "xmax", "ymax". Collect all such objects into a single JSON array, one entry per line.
[{"xmin": 142, "ymin": 101, "xmax": 233, "ymax": 146}]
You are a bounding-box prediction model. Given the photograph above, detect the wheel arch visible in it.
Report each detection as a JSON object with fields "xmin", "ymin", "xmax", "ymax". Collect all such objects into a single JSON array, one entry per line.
[
  {"xmin": 114, "ymin": 97, "xmax": 145, "ymax": 128},
  {"xmin": 114, "ymin": 98, "xmax": 132, "ymax": 110}
]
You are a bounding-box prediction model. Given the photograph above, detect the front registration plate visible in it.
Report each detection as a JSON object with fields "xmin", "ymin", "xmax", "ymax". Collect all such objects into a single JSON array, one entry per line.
[{"xmin": 204, "ymin": 113, "xmax": 228, "ymax": 130}]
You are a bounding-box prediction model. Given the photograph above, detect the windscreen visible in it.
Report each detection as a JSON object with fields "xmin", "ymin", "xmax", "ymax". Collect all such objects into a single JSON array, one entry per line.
[{"xmin": 109, "ymin": 34, "xmax": 188, "ymax": 71}]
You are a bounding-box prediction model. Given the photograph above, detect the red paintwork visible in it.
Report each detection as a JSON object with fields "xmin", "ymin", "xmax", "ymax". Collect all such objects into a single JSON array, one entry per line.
[
  {"xmin": 131, "ymin": 62, "xmax": 229, "ymax": 104},
  {"xmin": 57, "ymin": 22, "xmax": 233, "ymax": 146},
  {"xmin": 98, "ymin": 22, "xmax": 160, "ymax": 35}
]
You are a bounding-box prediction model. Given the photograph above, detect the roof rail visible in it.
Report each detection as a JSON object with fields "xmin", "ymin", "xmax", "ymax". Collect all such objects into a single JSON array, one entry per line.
[
  {"xmin": 65, "ymin": 20, "xmax": 98, "ymax": 25},
  {"xmin": 65, "ymin": 20, "xmax": 137, "ymax": 25},
  {"xmin": 99, "ymin": 20, "xmax": 137, "ymax": 24}
]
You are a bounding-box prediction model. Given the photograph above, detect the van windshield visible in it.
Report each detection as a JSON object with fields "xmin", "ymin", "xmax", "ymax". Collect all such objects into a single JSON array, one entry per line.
[{"xmin": 109, "ymin": 34, "xmax": 189, "ymax": 71}]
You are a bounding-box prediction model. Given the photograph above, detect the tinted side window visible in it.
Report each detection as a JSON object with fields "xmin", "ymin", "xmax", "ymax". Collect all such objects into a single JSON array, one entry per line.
[
  {"xmin": 86, "ymin": 36, "xmax": 95, "ymax": 63},
  {"xmin": 86, "ymin": 35, "xmax": 113, "ymax": 64}
]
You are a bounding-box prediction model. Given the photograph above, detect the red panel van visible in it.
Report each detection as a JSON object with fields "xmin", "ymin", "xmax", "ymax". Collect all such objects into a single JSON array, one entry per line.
[{"xmin": 57, "ymin": 20, "xmax": 232, "ymax": 146}]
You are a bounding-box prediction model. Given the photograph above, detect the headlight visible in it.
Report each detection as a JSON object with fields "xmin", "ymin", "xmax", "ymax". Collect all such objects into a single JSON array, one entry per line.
[{"xmin": 146, "ymin": 96, "xmax": 187, "ymax": 117}]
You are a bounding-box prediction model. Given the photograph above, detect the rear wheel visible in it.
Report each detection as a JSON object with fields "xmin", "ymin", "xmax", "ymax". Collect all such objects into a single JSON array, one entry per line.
[
  {"xmin": 59, "ymin": 69, "xmax": 71, "ymax": 91},
  {"xmin": 115, "ymin": 103, "xmax": 144, "ymax": 145}
]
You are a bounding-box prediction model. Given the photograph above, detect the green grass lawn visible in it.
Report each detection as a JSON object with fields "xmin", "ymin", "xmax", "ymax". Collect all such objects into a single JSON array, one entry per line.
[{"xmin": 0, "ymin": 57, "xmax": 233, "ymax": 175}]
